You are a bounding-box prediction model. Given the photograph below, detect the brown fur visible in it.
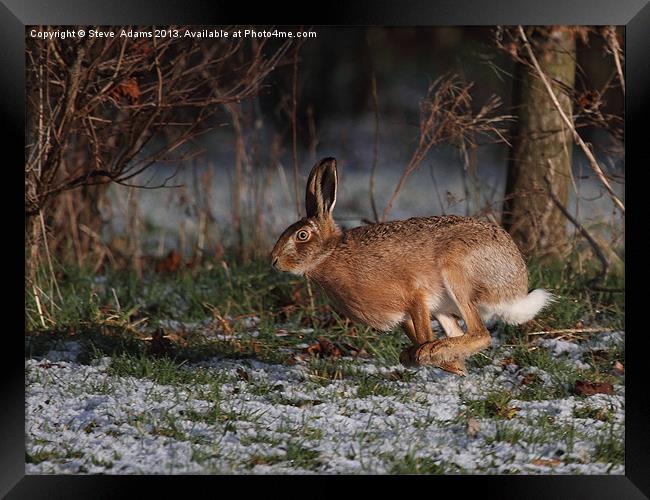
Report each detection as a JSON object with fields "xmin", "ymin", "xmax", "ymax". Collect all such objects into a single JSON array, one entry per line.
[{"xmin": 271, "ymin": 158, "xmax": 537, "ymax": 376}]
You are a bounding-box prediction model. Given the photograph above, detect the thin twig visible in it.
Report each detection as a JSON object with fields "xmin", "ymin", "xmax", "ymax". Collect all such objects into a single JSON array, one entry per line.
[
  {"xmin": 604, "ymin": 26, "xmax": 625, "ymax": 96},
  {"xmin": 428, "ymin": 161, "xmax": 446, "ymax": 214},
  {"xmin": 518, "ymin": 26, "xmax": 625, "ymax": 214},
  {"xmin": 32, "ymin": 285, "xmax": 47, "ymax": 328},
  {"xmin": 381, "ymin": 75, "xmax": 511, "ymax": 222},
  {"xmin": 527, "ymin": 327, "xmax": 609, "ymax": 336},
  {"xmin": 306, "ymin": 280, "xmax": 316, "ymax": 317},
  {"xmin": 39, "ymin": 211, "xmax": 62, "ymax": 301},
  {"xmin": 543, "ymin": 162, "xmax": 608, "ymax": 288},
  {"xmin": 25, "ymin": 33, "xmax": 291, "ymax": 273},
  {"xmin": 290, "ymin": 40, "xmax": 303, "ymax": 218},
  {"xmin": 111, "ymin": 287, "xmax": 121, "ymax": 313},
  {"xmin": 369, "ymin": 70, "xmax": 380, "ymax": 223}
]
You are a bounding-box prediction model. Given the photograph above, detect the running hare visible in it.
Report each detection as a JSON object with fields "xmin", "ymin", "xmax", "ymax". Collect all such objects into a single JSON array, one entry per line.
[{"xmin": 270, "ymin": 157, "xmax": 552, "ymax": 375}]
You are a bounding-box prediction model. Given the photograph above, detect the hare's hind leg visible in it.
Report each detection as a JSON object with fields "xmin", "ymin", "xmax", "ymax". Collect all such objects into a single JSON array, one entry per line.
[
  {"xmin": 398, "ymin": 293, "xmax": 466, "ymax": 375},
  {"xmin": 414, "ymin": 267, "xmax": 492, "ymax": 375}
]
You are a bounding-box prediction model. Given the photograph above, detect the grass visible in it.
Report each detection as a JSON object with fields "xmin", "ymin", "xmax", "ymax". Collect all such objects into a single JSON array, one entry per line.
[
  {"xmin": 386, "ymin": 453, "xmax": 461, "ymax": 474},
  {"xmin": 244, "ymin": 442, "xmax": 323, "ymax": 471},
  {"xmin": 526, "ymin": 258, "xmax": 625, "ymax": 333},
  {"xmin": 462, "ymin": 390, "xmax": 519, "ymax": 420},
  {"xmin": 488, "ymin": 423, "xmax": 525, "ymax": 445},
  {"xmin": 593, "ymin": 422, "xmax": 625, "ymax": 468},
  {"xmin": 356, "ymin": 376, "xmax": 402, "ymax": 398},
  {"xmin": 26, "ymin": 447, "xmax": 85, "ymax": 465},
  {"xmin": 246, "ymin": 454, "xmax": 283, "ymax": 469},
  {"xmin": 26, "ymin": 255, "xmax": 624, "ymax": 366},
  {"xmin": 107, "ymin": 353, "xmax": 230, "ymax": 386},
  {"xmin": 573, "ymin": 405, "xmax": 616, "ymax": 423},
  {"xmin": 25, "ymin": 254, "xmax": 625, "ymax": 474},
  {"xmin": 25, "ymin": 256, "xmax": 625, "ymax": 395},
  {"xmin": 27, "ymin": 258, "xmax": 310, "ymax": 330},
  {"xmin": 485, "ymin": 415, "xmax": 579, "ymax": 452},
  {"xmin": 284, "ymin": 441, "xmax": 324, "ymax": 470}
]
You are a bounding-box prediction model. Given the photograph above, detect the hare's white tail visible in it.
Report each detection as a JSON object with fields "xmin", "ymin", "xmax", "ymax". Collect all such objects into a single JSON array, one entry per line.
[{"xmin": 486, "ymin": 289, "xmax": 554, "ymax": 325}]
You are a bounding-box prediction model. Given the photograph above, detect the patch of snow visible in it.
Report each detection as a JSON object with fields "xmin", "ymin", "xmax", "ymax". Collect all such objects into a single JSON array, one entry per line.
[
  {"xmin": 537, "ymin": 339, "xmax": 583, "ymax": 358},
  {"xmin": 25, "ymin": 331, "xmax": 625, "ymax": 475},
  {"xmin": 43, "ymin": 341, "xmax": 84, "ymax": 363}
]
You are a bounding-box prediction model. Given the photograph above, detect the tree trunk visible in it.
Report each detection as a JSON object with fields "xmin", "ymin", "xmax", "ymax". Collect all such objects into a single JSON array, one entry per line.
[{"xmin": 503, "ymin": 28, "xmax": 576, "ymax": 260}]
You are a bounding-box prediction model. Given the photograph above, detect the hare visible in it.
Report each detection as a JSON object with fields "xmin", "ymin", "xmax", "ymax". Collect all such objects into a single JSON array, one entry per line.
[{"xmin": 270, "ymin": 157, "xmax": 553, "ymax": 376}]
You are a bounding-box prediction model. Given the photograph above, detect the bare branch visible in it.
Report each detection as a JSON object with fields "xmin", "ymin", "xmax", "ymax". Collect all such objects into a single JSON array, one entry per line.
[
  {"xmin": 543, "ymin": 162, "xmax": 608, "ymax": 288},
  {"xmin": 369, "ymin": 70, "xmax": 380, "ymax": 223},
  {"xmin": 382, "ymin": 74, "xmax": 512, "ymax": 222},
  {"xmin": 517, "ymin": 25, "xmax": 625, "ymax": 214},
  {"xmin": 290, "ymin": 39, "xmax": 304, "ymax": 218},
  {"xmin": 25, "ymin": 31, "xmax": 292, "ymax": 219},
  {"xmin": 603, "ymin": 26, "xmax": 625, "ymax": 96}
]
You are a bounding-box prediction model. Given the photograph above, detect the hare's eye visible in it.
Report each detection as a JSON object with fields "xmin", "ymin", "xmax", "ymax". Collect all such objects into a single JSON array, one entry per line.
[{"xmin": 296, "ymin": 230, "xmax": 310, "ymax": 242}]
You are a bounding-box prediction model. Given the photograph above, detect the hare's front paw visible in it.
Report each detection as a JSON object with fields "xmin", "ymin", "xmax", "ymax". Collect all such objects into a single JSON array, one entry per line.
[
  {"xmin": 415, "ymin": 340, "xmax": 468, "ymax": 376},
  {"xmin": 399, "ymin": 342, "xmax": 467, "ymax": 376},
  {"xmin": 437, "ymin": 358, "xmax": 467, "ymax": 376}
]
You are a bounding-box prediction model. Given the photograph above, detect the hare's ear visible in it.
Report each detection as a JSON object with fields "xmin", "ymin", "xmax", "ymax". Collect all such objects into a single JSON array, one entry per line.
[{"xmin": 305, "ymin": 157, "xmax": 337, "ymax": 219}]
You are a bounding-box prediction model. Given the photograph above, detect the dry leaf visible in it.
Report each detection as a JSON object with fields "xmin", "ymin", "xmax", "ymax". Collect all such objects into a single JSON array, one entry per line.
[
  {"xmin": 304, "ymin": 342, "xmax": 321, "ymax": 357},
  {"xmin": 131, "ymin": 39, "xmax": 151, "ymax": 56},
  {"xmin": 466, "ymin": 417, "xmax": 481, "ymax": 438},
  {"xmin": 298, "ymin": 399, "xmax": 323, "ymax": 408},
  {"xmin": 148, "ymin": 328, "xmax": 172, "ymax": 357},
  {"xmin": 574, "ymin": 380, "xmax": 614, "ymax": 396},
  {"xmin": 589, "ymin": 349, "xmax": 609, "ymax": 362},
  {"xmin": 249, "ymin": 341, "xmax": 263, "ymax": 355},
  {"xmin": 521, "ymin": 373, "xmax": 539, "ymax": 386},
  {"xmin": 236, "ymin": 367, "xmax": 250, "ymax": 382},
  {"xmin": 37, "ymin": 361, "xmax": 60, "ymax": 369},
  {"xmin": 531, "ymin": 458, "xmax": 561, "ymax": 467},
  {"xmin": 303, "ymin": 338, "xmax": 343, "ymax": 359},
  {"xmin": 165, "ymin": 331, "xmax": 188, "ymax": 348},
  {"xmin": 340, "ymin": 342, "xmax": 365, "ymax": 357},
  {"xmin": 111, "ymin": 77, "xmax": 141, "ymax": 103},
  {"xmin": 291, "ymin": 284, "xmax": 304, "ymax": 303},
  {"xmin": 613, "ymin": 361, "xmax": 624, "ymax": 375},
  {"xmin": 214, "ymin": 243, "xmax": 225, "ymax": 262},
  {"xmin": 500, "ymin": 406, "xmax": 521, "ymax": 419},
  {"xmin": 156, "ymin": 250, "xmax": 182, "ymax": 274},
  {"xmin": 596, "ymin": 409, "xmax": 611, "ymax": 421},
  {"xmin": 500, "ymin": 357, "xmax": 516, "ymax": 368}
]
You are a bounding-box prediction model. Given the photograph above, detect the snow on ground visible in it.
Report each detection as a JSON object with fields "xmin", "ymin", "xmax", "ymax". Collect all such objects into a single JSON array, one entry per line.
[{"xmin": 25, "ymin": 332, "xmax": 624, "ymax": 475}]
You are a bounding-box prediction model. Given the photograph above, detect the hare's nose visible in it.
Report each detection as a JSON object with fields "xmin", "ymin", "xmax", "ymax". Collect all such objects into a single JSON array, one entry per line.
[{"xmin": 271, "ymin": 256, "xmax": 279, "ymax": 269}]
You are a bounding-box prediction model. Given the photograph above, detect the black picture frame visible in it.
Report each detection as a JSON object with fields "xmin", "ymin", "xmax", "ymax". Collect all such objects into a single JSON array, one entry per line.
[{"xmin": 7, "ymin": 1, "xmax": 647, "ymax": 497}]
